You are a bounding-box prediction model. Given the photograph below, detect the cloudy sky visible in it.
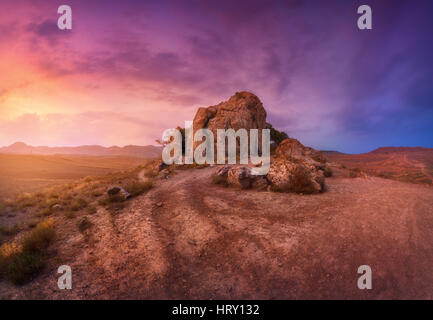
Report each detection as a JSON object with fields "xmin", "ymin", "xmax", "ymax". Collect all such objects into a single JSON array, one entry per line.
[{"xmin": 0, "ymin": 0, "xmax": 432, "ymax": 153}]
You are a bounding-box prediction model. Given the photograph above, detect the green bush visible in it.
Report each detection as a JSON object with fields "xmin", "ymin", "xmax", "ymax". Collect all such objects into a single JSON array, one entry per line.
[{"xmin": 268, "ymin": 123, "xmax": 289, "ymax": 145}]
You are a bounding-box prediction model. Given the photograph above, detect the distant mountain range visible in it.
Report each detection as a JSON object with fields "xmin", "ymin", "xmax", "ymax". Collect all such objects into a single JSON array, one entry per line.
[
  {"xmin": 369, "ymin": 146, "xmax": 433, "ymax": 154},
  {"xmin": 322, "ymin": 146, "xmax": 433, "ymax": 155},
  {"xmin": 0, "ymin": 142, "xmax": 162, "ymax": 158}
]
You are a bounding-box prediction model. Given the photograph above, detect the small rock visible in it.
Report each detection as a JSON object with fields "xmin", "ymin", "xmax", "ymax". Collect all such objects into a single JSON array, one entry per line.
[
  {"xmin": 107, "ymin": 186, "xmax": 131, "ymax": 200},
  {"xmin": 158, "ymin": 169, "xmax": 170, "ymax": 179},
  {"xmin": 156, "ymin": 202, "xmax": 164, "ymax": 207},
  {"xmin": 51, "ymin": 204, "xmax": 62, "ymax": 210},
  {"xmin": 227, "ymin": 166, "xmax": 252, "ymax": 189}
]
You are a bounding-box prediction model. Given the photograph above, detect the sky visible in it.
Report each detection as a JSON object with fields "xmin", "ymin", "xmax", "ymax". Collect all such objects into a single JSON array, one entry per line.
[{"xmin": 0, "ymin": 0, "xmax": 432, "ymax": 153}]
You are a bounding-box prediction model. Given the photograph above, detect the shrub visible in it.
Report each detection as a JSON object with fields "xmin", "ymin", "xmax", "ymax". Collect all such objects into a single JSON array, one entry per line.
[
  {"xmin": 324, "ymin": 166, "xmax": 333, "ymax": 177},
  {"xmin": 125, "ymin": 180, "xmax": 153, "ymax": 197},
  {"xmin": 0, "ymin": 218, "xmax": 55, "ymax": 284},
  {"xmin": 143, "ymin": 169, "xmax": 158, "ymax": 178},
  {"xmin": 6, "ymin": 251, "xmax": 44, "ymax": 284},
  {"xmin": 45, "ymin": 198, "xmax": 60, "ymax": 208},
  {"xmin": 21, "ymin": 219, "xmax": 55, "ymax": 253},
  {"xmin": 27, "ymin": 220, "xmax": 38, "ymax": 229},
  {"xmin": 64, "ymin": 211, "xmax": 76, "ymax": 219},
  {"xmin": 91, "ymin": 190, "xmax": 103, "ymax": 198},
  {"xmin": 86, "ymin": 206, "xmax": 97, "ymax": 215},
  {"xmin": 0, "ymin": 224, "xmax": 20, "ymax": 237},
  {"xmin": 77, "ymin": 217, "xmax": 93, "ymax": 233},
  {"xmin": 0, "ymin": 200, "xmax": 7, "ymax": 215},
  {"xmin": 37, "ymin": 207, "xmax": 53, "ymax": 217},
  {"xmin": 49, "ymin": 193, "xmax": 60, "ymax": 199},
  {"xmin": 349, "ymin": 168, "xmax": 361, "ymax": 178},
  {"xmin": 16, "ymin": 193, "xmax": 38, "ymax": 209},
  {"xmin": 70, "ymin": 198, "xmax": 88, "ymax": 211},
  {"xmin": 99, "ymin": 193, "xmax": 125, "ymax": 205},
  {"xmin": 268, "ymin": 123, "xmax": 289, "ymax": 145}
]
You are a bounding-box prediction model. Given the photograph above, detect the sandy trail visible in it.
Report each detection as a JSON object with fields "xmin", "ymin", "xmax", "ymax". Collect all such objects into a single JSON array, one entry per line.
[{"xmin": 2, "ymin": 166, "xmax": 433, "ymax": 299}]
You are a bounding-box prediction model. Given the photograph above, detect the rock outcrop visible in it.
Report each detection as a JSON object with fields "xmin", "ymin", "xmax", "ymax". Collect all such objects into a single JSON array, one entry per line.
[
  {"xmin": 194, "ymin": 92, "xmax": 327, "ymax": 194},
  {"xmin": 193, "ymin": 91, "xmax": 267, "ymax": 151},
  {"xmin": 275, "ymin": 138, "xmax": 326, "ymax": 164},
  {"xmin": 212, "ymin": 138, "xmax": 327, "ymax": 194},
  {"xmin": 266, "ymin": 138, "xmax": 326, "ymax": 193}
]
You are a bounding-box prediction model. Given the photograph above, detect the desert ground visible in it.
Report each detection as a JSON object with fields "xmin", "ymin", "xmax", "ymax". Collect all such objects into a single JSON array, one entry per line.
[
  {"xmin": 324, "ymin": 148, "xmax": 433, "ymax": 186},
  {"xmin": 0, "ymin": 154, "xmax": 146, "ymax": 198},
  {"xmin": 1, "ymin": 162, "xmax": 433, "ymax": 299}
]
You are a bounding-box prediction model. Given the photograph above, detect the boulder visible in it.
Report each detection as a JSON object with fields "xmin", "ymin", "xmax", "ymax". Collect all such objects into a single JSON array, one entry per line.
[
  {"xmin": 107, "ymin": 186, "xmax": 131, "ymax": 200},
  {"xmin": 251, "ymin": 176, "xmax": 269, "ymax": 191},
  {"xmin": 265, "ymin": 138, "xmax": 327, "ymax": 194},
  {"xmin": 212, "ymin": 165, "xmax": 270, "ymax": 190},
  {"xmin": 193, "ymin": 92, "xmax": 267, "ymax": 152},
  {"xmin": 227, "ymin": 166, "xmax": 253, "ymax": 189},
  {"xmin": 214, "ymin": 165, "xmax": 232, "ymax": 178},
  {"xmin": 267, "ymin": 158, "xmax": 324, "ymax": 194}
]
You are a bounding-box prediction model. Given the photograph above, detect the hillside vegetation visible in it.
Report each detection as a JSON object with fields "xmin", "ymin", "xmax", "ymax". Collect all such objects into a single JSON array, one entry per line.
[{"xmin": 0, "ymin": 154, "xmax": 147, "ymax": 198}]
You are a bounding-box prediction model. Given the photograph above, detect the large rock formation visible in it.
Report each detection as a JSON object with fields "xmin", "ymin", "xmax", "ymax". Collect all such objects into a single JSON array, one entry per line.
[
  {"xmin": 193, "ymin": 92, "xmax": 267, "ymax": 151},
  {"xmin": 193, "ymin": 92, "xmax": 328, "ymax": 194}
]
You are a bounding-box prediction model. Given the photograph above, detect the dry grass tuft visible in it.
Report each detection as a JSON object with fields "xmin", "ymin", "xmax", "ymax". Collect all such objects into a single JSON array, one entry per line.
[
  {"xmin": 77, "ymin": 217, "xmax": 93, "ymax": 233},
  {"xmin": 125, "ymin": 180, "xmax": 153, "ymax": 197},
  {"xmin": 0, "ymin": 218, "xmax": 55, "ymax": 284},
  {"xmin": 324, "ymin": 166, "xmax": 333, "ymax": 177}
]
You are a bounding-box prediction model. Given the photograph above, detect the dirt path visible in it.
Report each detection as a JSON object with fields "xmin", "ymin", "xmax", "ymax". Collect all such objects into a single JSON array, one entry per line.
[{"xmin": 3, "ymin": 167, "xmax": 433, "ymax": 299}]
